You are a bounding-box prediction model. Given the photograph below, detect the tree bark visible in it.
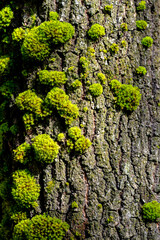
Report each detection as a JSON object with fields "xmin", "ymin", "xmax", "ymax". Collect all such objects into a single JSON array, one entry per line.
[{"xmin": 0, "ymin": 0, "xmax": 160, "ymax": 239}]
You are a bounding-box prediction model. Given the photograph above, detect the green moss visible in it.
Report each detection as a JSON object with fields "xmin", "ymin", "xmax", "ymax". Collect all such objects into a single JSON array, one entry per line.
[
  {"xmin": 21, "ymin": 20, "xmax": 75, "ymax": 61},
  {"xmin": 97, "ymin": 204, "xmax": 102, "ymax": 209},
  {"xmin": 88, "ymin": 24, "xmax": 105, "ymax": 41},
  {"xmin": 13, "ymin": 142, "xmax": 31, "ymax": 164},
  {"xmin": 0, "ymin": 6, "xmax": 14, "ymax": 30},
  {"xmin": 38, "ymin": 70, "xmax": 67, "ymax": 86},
  {"xmin": 110, "ymin": 79, "xmax": 141, "ymax": 111},
  {"xmin": 46, "ymin": 180, "xmax": 55, "ymax": 193},
  {"xmin": 68, "ymin": 126, "xmax": 82, "ymax": 140},
  {"xmin": 10, "ymin": 124, "xmax": 18, "ymax": 135},
  {"xmin": 89, "ymin": 83, "xmax": 103, "ymax": 97},
  {"xmin": 23, "ymin": 113, "xmax": 35, "ymax": 131},
  {"xmin": 15, "ymin": 90, "xmax": 43, "ymax": 115},
  {"xmin": 142, "ymin": 201, "xmax": 160, "ymax": 222},
  {"xmin": 97, "ymin": 72, "xmax": 106, "ymax": 84},
  {"xmin": 11, "ymin": 212, "xmax": 28, "ymax": 224},
  {"xmin": 45, "ymin": 87, "xmax": 79, "ymax": 124},
  {"xmin": 121, "ymin": 40, "xmax": 127, "ymax": 47},
  {"xmin": 83, "ymin": 107, "xmax": 88, "ymax": 112},
  {"xmin": 71, "ymin": 201, "xmax": 78, "ymax": 208},
  {"xmin": 12, "ymin": 169, "xmax": 40, "ymax": 209},
  {"xmin": 79, "ymin": 57, "xmax": 89, "ymax": 73},
  {"xmin": 120, "ymin": 23, "xmax": 128, "ymax": 31},
  {"xmin": 141, "ymin": 36, "xmax": 153, "ymax": 48},
  {"xmin": 13, "ymin": 214, "xmax": 69, "ymax": 240},
  {"xmin": 137, "ymin": 1, "xmax": 146, "ymax": 11},
  {"xmin": 104, "ymin": 5, "xmax": 113, "ymax": 14},
  {"xmin": 32, "ymin": 134, "xmax": 60, "ymax": 164},
  {"xmin": 66, "ymin": 139, "xmax": 74, "ymax": 152},
  {"xmin": 49, "ymin": 11, "xmax": 59, "ymax": 21},
  {"xmin": 57, "ymin": 133, "xmax": 65, "ymax": 142},
  {"xmin": 12, "ymin": 28, "xmax": 26, "ymax": 42},
  {"xmin": 0, "ymin": 56, "xmax": 10, "ymax": 75},
  {"xmin": 110, "ymin": 43, "xmax": 119, "ymax": 53},
  {"xmin": 75, "ymin": 136, "xmax": 92, "ymax": 153},
  {"xmin": 136, "ymin": 66, "xmax": 147, "ymax": 75},
  {"xmin": 71, "ymin": 80, "xmax": 82, "ymax": 89},
  {"xmin": 136, "ymin": 20, "xmax": 147, "ymax": 30}
]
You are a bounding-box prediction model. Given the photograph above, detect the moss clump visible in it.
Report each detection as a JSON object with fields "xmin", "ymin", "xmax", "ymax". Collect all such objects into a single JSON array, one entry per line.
[
  {"xmin": 68, "ymin": 127, "xmax": 82, "ymax": 140},
  {"xmin": 142, "ymin": 201, "xmax": 160, "ymax": 222},
  {"xmin": 49, "ymin": 11, "xmax": 59, "ymax": 21},
  {"xmin": 57, "ymin": 133, "xmax": 65, "ymax": 142},
  {"xmin": 121, "ymin": 40, "xmax": 127, "ymax": 47},
  {"xmin": 136, "ymin": 20, "xmax": 147, "ymax": 30},
  {"xmin": 38, "ymin": 70, "xmax": 67, "ymax": 86},
  {"xmin": 13, "ymin": 142, "xmax": 31, "ymax": 164},
  {"xmin": 32, "ymin": 134, "xmax": 60, "ymax": 164},
  {"xmin": 13, "ymin": 214, "xmax": 69, "ymax": 240},
  {"xmin": 45, "ymin": 87, "xmax": 79, "ymax": 124},
  {"xmin": 120, "ymin": 23, "xmax": 128, "ymax": 31},
  {"xmin": 89, "ymin": 83, "xmax": 103, "ymax": 97},
  {"xmin": 15, "ymin": 90, "xmax": 43, "ymax": 115},
  {"xmin": 110, "ymin": 43, "xmax": 119, "ymax": 53},
  {"xmin": 110, "ymin": 79, "xmax": 141, "ymax": 111},
  {"xmin": 12, "ymin": 28, "xmax": 26, "ymax": 42},
  {"xmin": 71, "ymin": 80, "xmax": 82, "ymax": 89},
  {"xmin": 141, "ymin": 36, "xmax": 153, "ymax": 48},
  {"xmin": 0, "ymin": 6, "xmax": 14, "ymax": 30},
  {"xmin": 71, "ymin": 201, "xmax": 78, "ymax": 208},
  {"xmin": 88, "ymin": 24, "xmax": 105, "ymax": 41},
  {"xmin": 23, "ymin": 113, "xmax": 35, "ymax": 131},
  {"xmin": 97, "ymin": 73, "xmax": 106, "ymax": 84},
  {"xmin": 12, "ymin": 169, "xmax": 40, "ymax": 209},
  {"xmin": 136, "ymin": 66, "xmax": 147, "ymax": 75},
  {"xmin": 0, "ymin": 56, "xmax": 10, "ymax": 75},
  {"xmin": 11, "ymin": 212, "xmax": 28, "ymax": 224},
  {"xmin": 137, "ymin": 1, "xmax": 146, "ymax": 11},
  {"xmin": 75, "ymin": 136, "xmax": 92, "ymax": 153},
  {"xmin": 21, "ymin": 20, "xmax": 75, "ymax": 61},
  {"xmin": 104, "ymin": 5, "xmax": 113, "ymax": 14}
]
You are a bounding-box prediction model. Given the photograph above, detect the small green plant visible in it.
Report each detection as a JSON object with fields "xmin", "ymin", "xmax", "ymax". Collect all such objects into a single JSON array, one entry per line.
[
  {"xmin": 57, "ymin": 133, "xmax": 65, "ymax": 142},
  {"xmin": 142, "ymin": 201, "xmax": 160, "ymax": 222},
  {"xmin": 121, "ymin": 40, "xmax": 127, "ymax": 47},
  {"xmin": 97, "ymin": 73, "xmax": 106, "ymax": 84},
  {"xmin": 21, "ymin": 19, "xmax": 75, "ymax": 61},
  {"xmin": 38, "ymin": 70, "xmax": 67, "ymax": 86},
  {"xmin": 32, "ymin": 134, "xmax": 60, "ymax": 164},
  {"xmin": 71, "ymin": 80, "xmax": 82, "ymax": 89},
  {"xmin": 45, "ymin": 87, "xmax": 79, "ymax": 124},
  {"xmin": 88, "ymin": 24, "xmax": 105, "ymax": 41},
  {"xmin": 136, "ymin": 20, "xmax": 147, "ymax": 30},
  {"xmin": 137, "ymin": 1, "xmax": 146, "ymax": 11},
  {"xmin": 13, "ymin": 214, "xmax": 69, "ymax": 240},
  {"xmin": 89, "ymin": 83, "xmax": 103, "ymax": 97},
  {"xmin": 71, "ymin": 201, "xmax": 78, "ymax": 208},
  {"xmin": 136, "ymin": 66, "xmax": 147, "ymax": 75},
  {"xmin": 120, "ymin": 23, "xmax": 128, "ymax": 31},
  {"xmin": 104, "ymin": 5, "xmax": 113, "ymax": 14},
  {"xmin": 23, "ymin": 113, "xmax": 35, "ymax": 130},
  {"xmin": 13, "ymin": 142, "xmax": 31, "ymax": 164},
  {"xmin": 75, "ymin": 136, "xmax": 92, "ymax": 153},
  {"xmin": 83, "ymin": 107, "xmax": 88, "ymax": 112},
  {"xmin": 11, "ymin": 212, "xmax": 28, "ymax": 224},
  {"xmin": 110, "ymin": 43, "xmax": 119, "ymax": 53},
  {"xmin": 0, "ymin": 6, "xmax": 14, "ymax": 30},
  {"xmin": 141, "ymin": 36, "xmax": 153, "ymax": 48},
  {"xmin": 12, "ymin": 169, "xmax": 40, "ymax": 208},
  {"xmin": 68, "ymin": 126, "xmax": 82, "ymax": 140},
  {"xmin": 15, "ymin": 90, "xmax": 43, "ymax": 115},
  {"xmin": 110, "ymin": 79, "xmax": 141, "ymax": 111},
  {"xmin": 0, "ymin": 56, "xmax": 10, "ymax": 75},
  {"xmin": 49, "ymin": 11, "xmax": 59, "ymax": 21},
  {"xmin": 12, "ymin": 28, "xmax": 26, "ymax": 42}
]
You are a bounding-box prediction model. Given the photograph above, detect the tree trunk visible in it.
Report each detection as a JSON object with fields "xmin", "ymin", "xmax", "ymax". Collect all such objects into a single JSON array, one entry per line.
[{"xmin": 0, "ymin": 0, "xmax": 160, "ymax": 239}]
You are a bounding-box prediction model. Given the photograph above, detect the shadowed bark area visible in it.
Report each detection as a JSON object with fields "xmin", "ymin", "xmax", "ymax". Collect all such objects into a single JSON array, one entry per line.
[{"xmin": 0, "ymin": 0, "xmax": 160, "ymax": 239}]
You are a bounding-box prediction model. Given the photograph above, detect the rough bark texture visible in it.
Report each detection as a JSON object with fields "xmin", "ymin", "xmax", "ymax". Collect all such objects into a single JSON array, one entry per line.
[{"xmin": 0, "ymin": 0, "xmax": 160, "ymax": 239}]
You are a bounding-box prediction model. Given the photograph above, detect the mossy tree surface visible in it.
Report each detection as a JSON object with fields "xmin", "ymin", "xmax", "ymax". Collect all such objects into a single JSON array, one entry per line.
[{"xmin": 0, "ymin": 0, "xmax": 160, "ymax": 239}]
